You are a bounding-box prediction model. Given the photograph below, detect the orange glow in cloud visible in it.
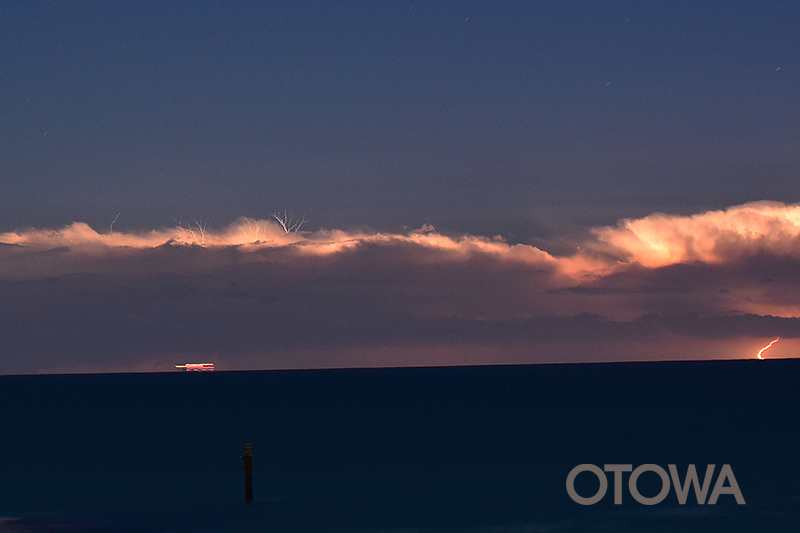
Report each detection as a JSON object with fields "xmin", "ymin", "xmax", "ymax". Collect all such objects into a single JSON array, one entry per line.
[
  {"xmin": 594, "ymin": 201, "xmax": 800, "ymax": 267},
  {"xmin": 2, "ymin": 200, "xmax": 800, "ymax": 296},
  {"xmin": 756, "ymin": 338, "xmax": 780, "ymax": 360},
  {"xmin": 0, "ymin": 217, "xmax": 300, "ymax": 249},
  {"xmin": 0, "ymin": 218, "xmax": 603, "ymax": 282}
]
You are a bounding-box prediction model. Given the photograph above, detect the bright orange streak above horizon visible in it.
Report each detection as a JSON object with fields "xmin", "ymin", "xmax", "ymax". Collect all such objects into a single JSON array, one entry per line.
[{"xmin": 756, "ymin": 338, "xmax": 780, "ymax": 360}]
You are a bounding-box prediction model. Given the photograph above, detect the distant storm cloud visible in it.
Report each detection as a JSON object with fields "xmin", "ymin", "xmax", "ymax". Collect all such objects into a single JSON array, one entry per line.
[
  {"xmin": 594, "ymin": 201, "xmax": 800, "ymax": 267},
  {"xmin": 1, "ymin": 202, "xmax": 799, "ymax": 374}
]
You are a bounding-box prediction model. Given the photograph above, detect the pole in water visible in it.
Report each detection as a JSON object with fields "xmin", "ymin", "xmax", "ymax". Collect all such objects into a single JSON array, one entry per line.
[{"xmin": 241, "ymin": 443, "xmax": 254, "ymax": 501}]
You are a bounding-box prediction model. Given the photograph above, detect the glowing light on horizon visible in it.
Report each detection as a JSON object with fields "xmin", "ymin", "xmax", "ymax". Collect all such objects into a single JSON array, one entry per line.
[
  {"xmin": 175, "ymin": 363, "xmax": 215, "ymax": 372},
  {"xmin": 756, "ymin": 338, "xmax": 779, "ymax": 360}
]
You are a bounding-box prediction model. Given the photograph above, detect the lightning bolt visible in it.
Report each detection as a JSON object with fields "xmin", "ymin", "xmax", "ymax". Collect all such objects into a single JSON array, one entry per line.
[{"xmin": 756, "ymin": 337, "xmax": 779, "ymax": 360}]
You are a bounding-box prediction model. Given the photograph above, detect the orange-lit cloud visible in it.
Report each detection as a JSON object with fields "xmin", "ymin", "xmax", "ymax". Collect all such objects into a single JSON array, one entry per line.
[
  {"xmin": 1, "ymin": 201, "xmax": 799, "ymax": 374},
  {"xmin": 6, "ymin": 200, "xmax": 800, "ymax": 273},
  {"xmin": 594, "ymin": 201, "xmax": 800, "ymax": 267}
]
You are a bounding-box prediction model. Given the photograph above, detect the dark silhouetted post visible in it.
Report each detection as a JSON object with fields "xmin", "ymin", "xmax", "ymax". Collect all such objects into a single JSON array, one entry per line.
[{"xmin": 241, "ymin": 443, "xmax": 254, "ymax": 501}]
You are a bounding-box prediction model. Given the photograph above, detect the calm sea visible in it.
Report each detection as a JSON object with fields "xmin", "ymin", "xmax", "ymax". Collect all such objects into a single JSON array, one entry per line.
[{"xmin": 0, "ymin": 359, "xmax": 798, "ymax": 532}]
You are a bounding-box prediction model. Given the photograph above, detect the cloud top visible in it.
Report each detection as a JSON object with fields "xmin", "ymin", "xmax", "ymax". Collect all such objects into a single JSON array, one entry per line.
[{"xmin": 595, "ymin": 201, "xmax": 800, "ymax": 267}]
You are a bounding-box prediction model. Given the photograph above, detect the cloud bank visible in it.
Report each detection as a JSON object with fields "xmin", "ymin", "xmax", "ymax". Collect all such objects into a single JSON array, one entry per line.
[{"xmin": 2, "ymin": 202, "xmax": 799, "ymax": 374}]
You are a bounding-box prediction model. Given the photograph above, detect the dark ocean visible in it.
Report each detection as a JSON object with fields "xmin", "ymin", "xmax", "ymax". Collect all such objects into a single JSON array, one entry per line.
[{"xmin": 1, "ymin": 359, "xmax": 798, "ymax": 532}]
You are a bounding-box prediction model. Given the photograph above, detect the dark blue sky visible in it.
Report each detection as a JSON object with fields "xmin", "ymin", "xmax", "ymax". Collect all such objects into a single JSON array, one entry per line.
[{"xmin": 2, "ymin": 1, "xmax": 799, "ymax": 236}]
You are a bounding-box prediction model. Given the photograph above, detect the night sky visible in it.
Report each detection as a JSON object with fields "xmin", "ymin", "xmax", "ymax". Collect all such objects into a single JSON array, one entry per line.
[{"xmin": 1, "ymin": 1, "xmax": 799, "ymax": 373}]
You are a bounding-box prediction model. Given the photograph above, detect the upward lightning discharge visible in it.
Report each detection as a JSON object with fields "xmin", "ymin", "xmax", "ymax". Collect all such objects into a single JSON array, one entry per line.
[{"xmin": 756, "ymin": 338, "xmax": 779, "ymax": 360}]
